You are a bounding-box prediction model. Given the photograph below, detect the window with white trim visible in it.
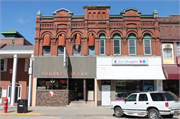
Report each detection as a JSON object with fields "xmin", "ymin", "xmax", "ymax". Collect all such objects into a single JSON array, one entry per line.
[
  {"xmin": 144, "ymin": 39, "xmax": 151, "ymax": 55},
  {"xmin": 129, "ymin": 39, "xmax": 136, "ymax": 55},
  {"xmin": 1, "ymin": 59, "xmax": 7, "ymax": 71},
  {"xmin": 99, "ymin": 33, "xmax": 106, "ymax": 55},
  {"xmin": 113, "ymin": 33, "xmax": 121, "ymax": 55},
  {"xmin": 177, "ymin": 43, "xmax": 180, "ymax": 57},
  {"xmin": 99, "ymin": 39, "xmax": 105, "ymax": 55},
  {"xmin": 164, "ymin": 49, "xmax": 172, "ymax": 58}
]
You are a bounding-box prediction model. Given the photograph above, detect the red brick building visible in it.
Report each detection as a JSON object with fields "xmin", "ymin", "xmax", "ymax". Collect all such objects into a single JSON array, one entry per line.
[
  {"xmin": 32, "ymin": 6, "xmax": 165, "ymax": 106},
  {"xmin": 0, "ymin": 30, "xmax": 34, "ymax": 106}
]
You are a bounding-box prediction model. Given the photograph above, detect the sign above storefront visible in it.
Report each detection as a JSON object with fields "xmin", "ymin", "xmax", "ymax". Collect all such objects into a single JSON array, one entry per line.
[{"xmin": 112, "ymin": 59, "xmax": 148, "ymax": 66}]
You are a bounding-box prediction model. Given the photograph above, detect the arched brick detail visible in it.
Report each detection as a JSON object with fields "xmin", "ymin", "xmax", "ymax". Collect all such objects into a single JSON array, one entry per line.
[
  {"xmin": 126, "ymin": 30, "xmax": 138, "ymax": 38},
  {"xmin": 110, "ymin": 30, "xmax": 123, "ymax": 38},
  {"xmin": 97, "ymin": 30, "xmax": 106, "ymax": 37},
  {"xmin": 87, "ymin": 30, "xmax": 97, "ymax": 37},
  {"xmin": 141, "ymin": 30, "xmax": 154, "ymax": 38},
  {"xmin": 56, "ymin": 31, "xmax": 68, "ymax": 38},
  {"xmin": 41, "ymin": 31, "xmax": 53, "ymax": 39},
  {"xmin": 71, "ymin": 31, "xmax": 83, "ymax": 38}
]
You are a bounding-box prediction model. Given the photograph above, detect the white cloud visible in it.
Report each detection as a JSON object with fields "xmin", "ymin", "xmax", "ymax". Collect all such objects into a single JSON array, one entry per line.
[{"xmin": 18, "ymin": 18, "xmax": 25, "ymax": 23}]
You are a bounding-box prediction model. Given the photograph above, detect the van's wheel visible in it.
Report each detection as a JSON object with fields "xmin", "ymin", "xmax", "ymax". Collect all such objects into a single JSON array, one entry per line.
[
  {"xmin": 162, "ymin": 114, "xmax": 173, "ymax": 118},
  {"xmin": 148, "ymin": 109, "xmax": 159, "ymax": 119},
  {"xmin": 114, "ymin": 107, "xmax": 123, "ymax": 118}
]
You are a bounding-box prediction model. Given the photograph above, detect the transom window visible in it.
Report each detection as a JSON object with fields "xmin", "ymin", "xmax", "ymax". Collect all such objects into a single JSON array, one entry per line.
[{"xmin": 113, "ymin": 33, "xmax": 121, "ymax": 55}]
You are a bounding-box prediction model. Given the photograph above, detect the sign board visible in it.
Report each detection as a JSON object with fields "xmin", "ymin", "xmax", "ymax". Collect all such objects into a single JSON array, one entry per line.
[
  {"xmin": 49, "ymin": 90, "xmax": 54, "ymax": 97},
  {"xmin": 112, "ymin": 59, "xmax": 148, "ymax": 66}
]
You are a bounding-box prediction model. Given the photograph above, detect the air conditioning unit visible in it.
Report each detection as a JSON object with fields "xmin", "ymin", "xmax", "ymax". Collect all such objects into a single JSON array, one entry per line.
[{"xmin": 165, "ymin": 44, "xmax": 171, "ymax": 48}]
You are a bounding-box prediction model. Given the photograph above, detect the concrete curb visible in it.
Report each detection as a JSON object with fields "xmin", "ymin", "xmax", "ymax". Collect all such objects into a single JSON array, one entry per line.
[
  {"xmin": 41, "ymin": 114, "xmax": 113, "ymax": 116},
  {"xmin": 0, "ymin": 113, "xmax": 41, "ymax": 116}
]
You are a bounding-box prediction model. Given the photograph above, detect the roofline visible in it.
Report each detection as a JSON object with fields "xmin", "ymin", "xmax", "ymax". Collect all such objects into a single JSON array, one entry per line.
[{"xmin": 83, "ymin": 5, "xmax": 111, "ymax": 9}]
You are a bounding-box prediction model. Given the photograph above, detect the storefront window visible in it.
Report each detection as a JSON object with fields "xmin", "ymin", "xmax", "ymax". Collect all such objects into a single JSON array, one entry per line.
[
  {"xmin": 164, "ymin": 82, "xmax": 179, "ymax": 97},
  {"xmin": 37, "ymin": 79, "xmax": 67, "ymax": 90},
  {"xmin": 115, "ymin": 80, "xmax": 143, "ymax": 101}
]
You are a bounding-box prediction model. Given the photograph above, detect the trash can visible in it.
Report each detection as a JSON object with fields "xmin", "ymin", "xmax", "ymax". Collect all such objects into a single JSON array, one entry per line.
[{"xmin": 17, "ymin": 99, "xmax": 28, "ymax": 113}]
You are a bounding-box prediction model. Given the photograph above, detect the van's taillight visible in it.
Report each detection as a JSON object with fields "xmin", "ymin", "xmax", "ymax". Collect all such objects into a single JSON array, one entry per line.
[{"xmin": 165, "ymin": 102, "xmax": 168, "ymax": 107}]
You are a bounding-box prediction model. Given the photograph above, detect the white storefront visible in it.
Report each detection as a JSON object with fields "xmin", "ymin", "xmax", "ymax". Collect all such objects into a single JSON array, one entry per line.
[{"xmin": 95, "ymin": 56, "xmax": 166, "ymax": 106}]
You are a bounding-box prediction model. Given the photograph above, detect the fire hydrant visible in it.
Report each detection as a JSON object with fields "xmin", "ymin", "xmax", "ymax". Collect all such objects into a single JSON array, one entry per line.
[{"xmin": 4, "ymin": 98, "xmax": 8, "ymax": 113}]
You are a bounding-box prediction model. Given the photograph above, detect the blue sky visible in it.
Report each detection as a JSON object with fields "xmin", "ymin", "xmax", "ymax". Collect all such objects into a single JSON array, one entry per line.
[{"xmin": 0, "ymin": 0, "xmax": 179, "ymax": 45}]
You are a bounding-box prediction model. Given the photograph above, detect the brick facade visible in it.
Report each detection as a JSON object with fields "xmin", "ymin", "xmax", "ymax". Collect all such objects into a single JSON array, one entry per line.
[
  {"xmin": 36, "ymin": 90, "xmax": 75, "ymax": 106},
  {"xmin": 34, "ymin": 6, "xmax": 161, "ymax": 57}
]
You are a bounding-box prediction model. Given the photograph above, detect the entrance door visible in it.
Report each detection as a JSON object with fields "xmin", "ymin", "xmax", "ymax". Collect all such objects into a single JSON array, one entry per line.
[
  {"xmin": 102, "ymin": 85, "xmax": 111, "ymax": 105},
  {"xmin": 8, "ymin": 83, "xmax": 21, "ymax": 103},
  {"xmin": 74, "ymin": 80, "xmax": 83, "ymax": 100}
]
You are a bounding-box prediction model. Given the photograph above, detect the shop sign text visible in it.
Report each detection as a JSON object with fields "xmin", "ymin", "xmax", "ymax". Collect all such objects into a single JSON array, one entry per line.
[
  {"xmin": 112, "ymin": 59, "xmax": 148, "ymax": 66},
  {"xmin": 42, "ymin": 72, "xmax": 88, "ymax": 76}
]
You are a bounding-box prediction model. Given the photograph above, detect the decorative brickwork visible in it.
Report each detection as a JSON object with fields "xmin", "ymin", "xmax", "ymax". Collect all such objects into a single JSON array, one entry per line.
[{"xmin": 36, "ymin": 90, "xmax": 75, "ymax": 106}]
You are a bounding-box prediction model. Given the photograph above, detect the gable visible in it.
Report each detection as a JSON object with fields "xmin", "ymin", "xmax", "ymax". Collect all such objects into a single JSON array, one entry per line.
[{"xmin": 52, "ymin": 8, "xmax": 73, "ymax": 15}]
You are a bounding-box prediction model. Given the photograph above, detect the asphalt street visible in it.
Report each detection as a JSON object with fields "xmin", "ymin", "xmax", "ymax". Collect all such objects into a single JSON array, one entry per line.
[{"xmin": 0, "ymin": 115, "xmax": 179, "ymax": 119}]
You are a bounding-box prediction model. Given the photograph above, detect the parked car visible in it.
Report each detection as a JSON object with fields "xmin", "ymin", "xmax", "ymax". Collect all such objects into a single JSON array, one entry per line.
[{"xmin": 111, "ymin": 91, "xmax": 180, "ymax": 119}]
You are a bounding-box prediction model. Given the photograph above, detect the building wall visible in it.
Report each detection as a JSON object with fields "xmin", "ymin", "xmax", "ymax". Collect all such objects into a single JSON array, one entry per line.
[
  {"xmin": 0, "ymin": 58, "xmax": 29, "ymax": 104},
  {"xmin": 34, "ymin": 7, "xmax": 160, "ymax": 57},
  {"xmin": 0, "ymin": 38, "xmax": 32, "ymax": 46}
]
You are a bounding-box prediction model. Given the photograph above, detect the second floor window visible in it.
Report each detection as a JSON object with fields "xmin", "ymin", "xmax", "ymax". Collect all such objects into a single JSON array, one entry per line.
[
  {"xmin": 129, "ymin": 39, "xmax": 136, "ymax": 55},
  {"xmin": 144, "ymin": 39, "xmax": 151, "ymax": 55},
  {"xmin": 58, "ymin": 46, "xmax": 64, "ymax": 55},
  {"xmin": 113, "ymin": 33, "xmax": 121, "ymax": 55},
  {"xmin": 1, "ymin": 59, "xmax": 4, "ymax": 71},
  {"xmin": 43, "ymin": 46, "xmax": 50, "ymax": 55},
  {"xmin": 99, "ymin": 33, "xmax": 106, "ymax": 55},
  {"xmin": 164, "ymin": 49, "xmax": 172, "ymax": 58}
]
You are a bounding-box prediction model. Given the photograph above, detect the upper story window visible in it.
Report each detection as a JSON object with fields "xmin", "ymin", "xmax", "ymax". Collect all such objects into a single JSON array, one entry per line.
[
  {"xmin": 99, "ymin": 33, "xmax": 106, "ymax": 55},
  {"xmin": 43, "ymin": 46, "xmax": 50, "ymax": 55},
  {"xmin": 113, "ymin": 33, "xmax": 121, "ymax": 55},
  {"xmin": 89, "ymin": 33, "xmax": 95, "ymax": 55},
  {"xmin": 58, "ymin": 34, "xmax": 66, "ymax": 55},
  {"xmin": 128, "ymin": 33, "xmax": 136, "ymax": 55},
  {"xmin": 143, "ymin": 33, "xmax": 152, "ymax": 55},
  {"xmin": 58, "ymin": 46, "xmax": 64, "ymax": 55},
  {"xmin": 1, "ymin": 59, "xmax": 7, "ymax": 71},
  {"xmin": 177, "ymin": 43, "xmax": 180, "ymax": 57},
  {"xmin": 163, "ymin": 44, "xmax": 173, "ymax": 58},
  {"xmin": 73, "ymin": 34, "xmax": 81, "ymax": 55},
  {"xmin": 43, "ymin": 34, "xmax": 51, "ymax": 55}
]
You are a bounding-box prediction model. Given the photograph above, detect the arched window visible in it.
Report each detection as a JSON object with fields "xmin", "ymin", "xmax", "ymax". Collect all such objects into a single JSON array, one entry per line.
[
  {"xmin": 73, "ymin": 34, "xmax": 81, "ymax": 55},
  {"xmin": 143, "ymin": 33, "xmax": 152, "ymax": 55},
  {"xmin": 89, "ymin": 33, "xmax": 95, "ymax": 55},
  {"xmin": 113, "ymin": 33, "xmax": 121, "ymax": 55},
  {"xmin": 128, "ymin": 33, "xmax": 136, "ymax": 55},
  {"xmin": 88, "ymin": 12, "xmax": 91, "ymax": 19},
  {"xmin": 99, "ymin": 33, "xmax": 106, "ymax": 55},
  {"xmin": 102, "ymin": 12, "xmax": 105, "ymax": 19},
  {"xmin": 43, "ymin": 34, "xmax": 51, "ymax": 55},
  {"xmin": 58, "ymin": 34, "xmax": 66, "ymax": 55}
]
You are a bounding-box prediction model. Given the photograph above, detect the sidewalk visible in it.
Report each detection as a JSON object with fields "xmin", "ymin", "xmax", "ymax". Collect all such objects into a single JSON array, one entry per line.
[
  {"xmin": 0, "ymin": 105, "xmax": 180, "ymax": 118},
  {"xmin": 0, "ymin": 106, "xmax": 113, "ymax": 116}
]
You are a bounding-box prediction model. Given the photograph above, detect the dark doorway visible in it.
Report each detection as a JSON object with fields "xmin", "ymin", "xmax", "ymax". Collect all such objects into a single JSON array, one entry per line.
[
  {"xmin": 86, "ymin": 79, "xmax": 94, "ymax": 101},
  {"xmin": 69, "ymin": 79, "xmax": 83, "ymax": 100}
]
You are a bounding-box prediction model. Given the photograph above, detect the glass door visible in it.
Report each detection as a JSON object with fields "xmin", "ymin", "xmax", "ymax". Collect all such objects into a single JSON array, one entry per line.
[{"xmin": 8, "ymin": 83, "xmax": 21, "ymax": 103}]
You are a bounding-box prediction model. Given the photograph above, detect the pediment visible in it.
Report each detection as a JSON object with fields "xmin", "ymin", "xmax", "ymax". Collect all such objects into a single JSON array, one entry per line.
[
  {"xmin": 121, "ymin": 8, "xmax": 141, "ymax": 16},
  {"xmin": 52, "ymin": 8, "xmax": 73, "ymax": 15}
]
